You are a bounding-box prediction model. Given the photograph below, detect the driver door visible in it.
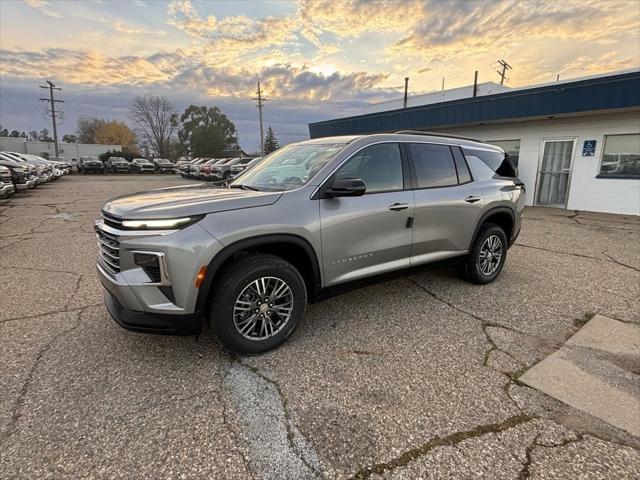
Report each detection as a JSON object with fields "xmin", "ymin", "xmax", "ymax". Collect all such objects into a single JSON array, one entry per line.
[{"xmin": 319, "ymin": 143, "xmax": 414, "ymax": 286}]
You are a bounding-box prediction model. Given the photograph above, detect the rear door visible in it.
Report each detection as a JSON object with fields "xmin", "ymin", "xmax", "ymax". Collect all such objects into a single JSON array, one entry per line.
[
  {"xmin": 408, "ymin": 143, "xmax": 484, "ymax": 265},
  {"xmin": 319, "ymin": 142, "xmax": 414, "ymax": 286}
]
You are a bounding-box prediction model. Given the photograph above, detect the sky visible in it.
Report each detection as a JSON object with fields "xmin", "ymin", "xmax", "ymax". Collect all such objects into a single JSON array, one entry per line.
[{"xmin": 1, "ymin": 0, "xmax": 639, "ymax": 152}]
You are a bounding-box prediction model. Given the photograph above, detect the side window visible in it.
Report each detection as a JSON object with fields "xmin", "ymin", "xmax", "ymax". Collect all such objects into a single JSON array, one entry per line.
[
  {"xmin": 409, "ymin": 143, "xmax": 458, "ymax": 188},
  {"xmin": 464, "ymin": 147, "xmax": 517, "ymax": 177},
  {"xmin": 335, "ymin": 143, "xmax": 403, "ymax": 193},
  {"xmin": 451, "ymin": 147, "xmax": 473, "ymax": 184}
]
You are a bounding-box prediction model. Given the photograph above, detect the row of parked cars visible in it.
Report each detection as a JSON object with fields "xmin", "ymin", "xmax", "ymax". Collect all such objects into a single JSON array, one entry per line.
[
  {"xmin": 177, "ymin": 157, "xmax": 262, "ymax": 181},
  {"xmin": 78, "ymin": 157, "xmax": 177, "ymax": 174},
  {"xmin": 0, "ymin": 151, "xmax": 70, "ymax": 198}
]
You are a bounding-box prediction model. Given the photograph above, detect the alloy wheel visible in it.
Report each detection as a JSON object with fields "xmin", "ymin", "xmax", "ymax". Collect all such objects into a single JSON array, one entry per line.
[
  {"xmin": 478, "ymin": 234, "xmax": 503, "ymax": 276},
  {"xmin": 233, "ymin": 276, "xmax": 293, "ymax": 340}
]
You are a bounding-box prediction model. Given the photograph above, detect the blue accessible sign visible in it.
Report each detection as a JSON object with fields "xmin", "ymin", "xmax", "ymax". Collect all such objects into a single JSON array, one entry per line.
[{"xmin": 582, "ymin": 140, "xmax": 597, "ymax": 156}]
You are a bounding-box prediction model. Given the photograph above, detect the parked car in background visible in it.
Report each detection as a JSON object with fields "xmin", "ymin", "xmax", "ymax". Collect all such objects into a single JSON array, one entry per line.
[
  {"xmin": 152, "ymin": 158, "xmax": 177, "ymax": 173},
  {"xmin": 230, "ymin": 157, "xmax": 261, "ymax": 178},
  {"xmin": 205, "ymin": 157, "xmax": 250, "ymax": 181},
  {"xmin": 79, "ymin": 156, "xmax": 106, "ymax": 174},
  {"xmin": 130, "ymin": 158, "xmax": 156, "ymax": 173},
  {"xmin": 105, "ymin": 157, "xmax": 131, "ymax": 173},
  {"xmin": 0, "ymin": 165, "xmax": 16, "ymax": 198},
  {"xmin": 198, "ymin": 158, "xmax": 225, "ymax": 180},
  {"xmin": 0, "ymin": 153, "xmax": 37, "ymax": 190},
  {"xmin": 94, "ymin": 132, "xmax": 525, "ymax": 354},
  {"xmin": 187, "ymin": 158, "xmax": 210, "ymax": 178},
  {"xmin": 1, "ymin": 152, "xmax": 52, "ymax": 184}
]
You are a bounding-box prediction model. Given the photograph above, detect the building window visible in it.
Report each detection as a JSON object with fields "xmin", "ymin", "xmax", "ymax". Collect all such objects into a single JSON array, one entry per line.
[
  {"xmin": 598, "ymin": 134, "xmax": 640, "ymax": 179},
  {"xmin": 488, "ymin": 139, "xmax": 520, "ymax": 168}
]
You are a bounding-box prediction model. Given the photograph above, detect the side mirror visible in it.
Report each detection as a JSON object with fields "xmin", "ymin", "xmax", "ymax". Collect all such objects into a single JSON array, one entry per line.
[{"xmin": 325, "ymin": 177, "xmax": 366, "ymax": 198}]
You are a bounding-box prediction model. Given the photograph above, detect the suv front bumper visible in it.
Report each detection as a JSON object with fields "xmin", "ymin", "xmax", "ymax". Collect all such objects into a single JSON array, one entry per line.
[
  {"xmin": 95, "ymin": 217, "xmax": 224, "ymax": 334},
  {"xmin": 103, "ymin": 290, "xmax": 202, "ymax": 334},
  {"xmin": 0, "ymin": 182, "xmax": 15, "ymax": 197}
]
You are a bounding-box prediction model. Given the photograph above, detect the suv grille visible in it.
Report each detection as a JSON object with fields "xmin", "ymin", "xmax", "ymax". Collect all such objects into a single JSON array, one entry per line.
[
  {"xmin": 102, "ymin": 211, "xmax": 123, "ymax": 229},
  {"xmin": 0, "ymin": 171, "xmax": 11, "ymax": 183},
  {"xmin": 96, "ymin": 212, "xmax": 121, "ymax": 275}
]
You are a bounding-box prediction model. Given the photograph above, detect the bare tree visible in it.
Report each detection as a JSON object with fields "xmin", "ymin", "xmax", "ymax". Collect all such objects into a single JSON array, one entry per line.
[
  {"xmin": 128, "ymin": 96, "xmax": 177, "ymax": 158},
  {"xmin": 76, "ymin": 116, "xmax": 103, "ymax": 143}
]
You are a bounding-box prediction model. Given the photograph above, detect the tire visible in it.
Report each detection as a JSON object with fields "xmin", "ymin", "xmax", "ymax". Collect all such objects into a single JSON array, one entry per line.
[
  {"xmin": 462, "ymin": 223, "xmax": 508, "ymax": 285},
  {"xmin": 208, "ymin": 254, "xmax": 307, "ymax": 354}
]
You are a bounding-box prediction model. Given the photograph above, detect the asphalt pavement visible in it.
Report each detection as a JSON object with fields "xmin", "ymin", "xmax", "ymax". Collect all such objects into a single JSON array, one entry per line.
[{"xmin": 1, "ymin": 174, "xmax": 638, "ymax": 479}]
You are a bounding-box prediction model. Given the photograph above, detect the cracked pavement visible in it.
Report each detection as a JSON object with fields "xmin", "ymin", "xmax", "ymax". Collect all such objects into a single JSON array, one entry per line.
[{"xmin": 1, "ymin": 175, "xmax": 639, "ymax": 479}]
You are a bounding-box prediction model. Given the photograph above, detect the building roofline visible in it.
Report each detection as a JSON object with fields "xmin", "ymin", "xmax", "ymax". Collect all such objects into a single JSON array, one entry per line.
[{"xmin": 309, "ymin": 70, "xmax": 640, "ymax": 138}]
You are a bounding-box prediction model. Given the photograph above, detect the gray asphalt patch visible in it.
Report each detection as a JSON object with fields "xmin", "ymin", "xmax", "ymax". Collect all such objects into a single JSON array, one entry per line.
[
  {"xmin": 223, "ymin": 359, "xmax": 326, "ymax": 479},
  {"xmin": 521, "ymin": 315, "xmax": 640, "ymax": 436}
]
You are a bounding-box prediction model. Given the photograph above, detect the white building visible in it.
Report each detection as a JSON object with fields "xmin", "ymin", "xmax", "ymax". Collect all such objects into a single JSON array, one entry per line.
[
  {"xmin": 0, "ymin": 137, "xmax": 121, "ymax": 161},
  {"xmin": 309, "ymin": 69, "xmax": 640, "ymax": 215}
]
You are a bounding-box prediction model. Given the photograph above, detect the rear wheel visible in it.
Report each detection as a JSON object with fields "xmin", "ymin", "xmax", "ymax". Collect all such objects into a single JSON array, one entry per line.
[
  {"xmin": 462, "ymin": 223, "xmax": 507, "ymax": 284},
  {"xmin": 208, "ymin": 254, "xmax": 306, "ymax": 354}
]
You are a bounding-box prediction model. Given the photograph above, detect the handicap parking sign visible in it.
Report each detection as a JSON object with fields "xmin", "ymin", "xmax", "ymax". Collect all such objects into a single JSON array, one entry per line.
[{"xmin": 582, "ymin": 140, "xmax": 597, "ymax": 156}]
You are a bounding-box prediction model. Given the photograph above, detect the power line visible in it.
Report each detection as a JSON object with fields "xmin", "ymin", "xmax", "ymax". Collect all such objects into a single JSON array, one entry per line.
[
  {"xmin": 252, "ymin": 82, "xmax": 267, "ymax": 156},
  {"xmin": 496, "ymin": 59, "xmax": 512, "ymax": 85},
  {"xmin": 39, "ymin": 80, "xmax": 64, "ymax": 157}
]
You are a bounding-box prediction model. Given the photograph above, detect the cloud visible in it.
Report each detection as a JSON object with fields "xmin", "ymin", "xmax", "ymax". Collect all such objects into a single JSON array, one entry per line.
[
  {"xmin": 22, "ymin": 0, "xmax": 62, "ymax": 18},
  {"xmin": 296, "ymin": 0, "xmax": 423, "ymax": 45},
  {"xmin": 388, "ymin": 0, "xmax": 640, "ymax": 62}
]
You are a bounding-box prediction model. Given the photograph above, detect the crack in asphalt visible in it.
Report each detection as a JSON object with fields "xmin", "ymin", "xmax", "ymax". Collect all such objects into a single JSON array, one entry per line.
[
  {"xmin": 406, "ymin": 277, "xmax": 557, "ymax": 416},
  {"xmin": 0, "ymin": 306, "xmax": 86, "ymax": 446},
  {"xmin": 515, "ymin": 243, "xmax": 640, "ymax": 274},
  {"xmin": 349, "ymin": 414, "xmax": 534, "ymax": 479},
  {"xmin": 231, "ymin": 355, "xmax": 324, "ymax": 478},
  {"xmin": 517, "ymin": 433, "xmax": 541, "ymax": 480},
  {"xmin": 601, "ymin": 252, "xmax": 640, "ymax": 273}
]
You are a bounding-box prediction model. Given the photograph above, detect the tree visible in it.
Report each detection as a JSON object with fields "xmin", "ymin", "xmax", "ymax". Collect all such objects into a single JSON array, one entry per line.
[
  {"xmin": 76, "ymin": 116, "xmax": 103, "ymax": 143},
  {"xmin": 38, "ymin": 128, "xmax": 53, "ymax": 142},
  {"xmin": 263, "ymin": 126, "xmax": 280, "ymax": 154},
  {"xmin": 94, "ymin": 120, "xmax": 137, "ymax": 152},
  {"xmin": 178, "ymin": 105, "xmax": 239, "ymax": 158},
  {"xmin": 98, "ymin": 149, "xmax": 138, "ymax": 162},
  {"xmin": 19, "ymin": 132, "xmax": 26, "ymax": 138},
  {"xmin": 0, "ymin": 128, "xmax": 8, "ymax": 137},
  {"xmin": 129, "ymin": 96, "xmax": 177, "ymax": 158},
  {"xmin": 62, "ymin": 133, "xmax": 77, "ymax": 143},
  {"xmin": 9, "ymin": 130, "xmax": 20, "ymax": 137}
]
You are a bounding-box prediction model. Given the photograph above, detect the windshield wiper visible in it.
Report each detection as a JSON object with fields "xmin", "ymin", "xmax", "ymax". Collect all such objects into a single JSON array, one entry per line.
[{"xmin": 229, "ymin": 184, "xmax": 260, "ymax": 191}]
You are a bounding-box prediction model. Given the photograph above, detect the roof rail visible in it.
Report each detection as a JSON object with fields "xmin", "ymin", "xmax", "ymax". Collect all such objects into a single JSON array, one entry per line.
[{"xmin": 394, "ymin": 130, "xmax": 483, "ymax": 143}]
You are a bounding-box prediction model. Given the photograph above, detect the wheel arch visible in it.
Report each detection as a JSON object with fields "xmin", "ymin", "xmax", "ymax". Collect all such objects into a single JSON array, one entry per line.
[
  {"xmin": 195, "ymin": 234, "xmax": 322, "ymax": 313},
  {"xmin": 469, "ymin": 207, "xmax": 515, "ymax": 250}
]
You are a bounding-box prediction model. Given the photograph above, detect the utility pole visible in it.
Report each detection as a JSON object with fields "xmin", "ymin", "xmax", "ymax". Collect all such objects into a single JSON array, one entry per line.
[
  {"xmin": 252, "ymin": 82, "xmax": 267, "ymax": 156},
  {"xmin": 496, "ymin": 59, "xmax": 512, "ymax": 85},
  {"xmin": 472, "ymin": 70, "xmax": 478, "ymax": 97},
  {"xmin": 441, "ymin": 77, "xmax": 445, "ymax": 101},
  {"xmin": 39, "ymin": 80, "xmax": 63, "ymax": 158},
  {"xmin": 403, "ymin": 77, "xmax": 409, "ymax": 108}
]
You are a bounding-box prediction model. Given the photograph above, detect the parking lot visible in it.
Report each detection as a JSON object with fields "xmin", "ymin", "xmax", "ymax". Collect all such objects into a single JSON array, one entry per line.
[{"xmin": 1, "ymin": 174, "xmax": 638, "ymax": 479}]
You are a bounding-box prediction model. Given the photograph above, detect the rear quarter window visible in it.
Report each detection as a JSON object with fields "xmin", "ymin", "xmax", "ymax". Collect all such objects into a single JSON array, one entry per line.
[{"xmin": 463, "ymin": 148, "xmax": 517, "ymax": 178}]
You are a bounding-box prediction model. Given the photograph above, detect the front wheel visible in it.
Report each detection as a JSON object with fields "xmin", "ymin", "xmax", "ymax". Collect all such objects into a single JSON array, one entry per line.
[
  {"xmin": 462, "ymin": 223, "xmax": 508, "ymax": 284},
  {"xmin": 208, "ymin": 254, "xmax": 307, "ymax": 354}
]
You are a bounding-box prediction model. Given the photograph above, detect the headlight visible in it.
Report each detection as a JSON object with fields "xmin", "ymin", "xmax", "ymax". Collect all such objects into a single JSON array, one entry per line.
[{"xmin": 121, "ymin": 216, "xmax": 202, "ymax": 230}]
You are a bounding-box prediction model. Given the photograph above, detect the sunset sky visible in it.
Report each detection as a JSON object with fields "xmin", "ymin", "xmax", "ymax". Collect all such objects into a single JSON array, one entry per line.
[{"xmin": 1, "ymin": 0, "xmax": 639, "ymax": 151}]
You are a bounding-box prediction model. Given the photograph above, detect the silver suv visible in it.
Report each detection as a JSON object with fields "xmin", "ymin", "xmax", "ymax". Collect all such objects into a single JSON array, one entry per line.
[{"xmin": 95, "ymin": 132, "xmax": 525, "ymax": 353}]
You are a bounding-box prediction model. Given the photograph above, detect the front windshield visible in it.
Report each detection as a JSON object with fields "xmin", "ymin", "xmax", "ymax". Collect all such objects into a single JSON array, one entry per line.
[{"xmin": 232, "ymin": 143, "xmax": 345, "ymax": 191}]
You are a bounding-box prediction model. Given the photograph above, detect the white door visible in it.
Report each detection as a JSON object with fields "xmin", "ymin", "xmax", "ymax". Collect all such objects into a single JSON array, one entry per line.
[{"xmin": 536, "ymin": 139, "xmax": 575, "ymax": 207}]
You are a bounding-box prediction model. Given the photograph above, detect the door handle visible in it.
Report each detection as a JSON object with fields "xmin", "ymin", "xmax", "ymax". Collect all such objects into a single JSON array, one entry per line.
[
  {"xmin": 388, "ymin": 202, "xmax": 410, "ymax": 211},
  {"xmin": 465, "ymin": 196, "xmax": 481, "ymax": 203}
]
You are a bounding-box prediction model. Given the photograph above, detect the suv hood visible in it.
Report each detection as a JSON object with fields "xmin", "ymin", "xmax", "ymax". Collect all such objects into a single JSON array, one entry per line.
[{"xmin": 102, "ymin": 185, "xmax": 282, "ymax": 219}]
